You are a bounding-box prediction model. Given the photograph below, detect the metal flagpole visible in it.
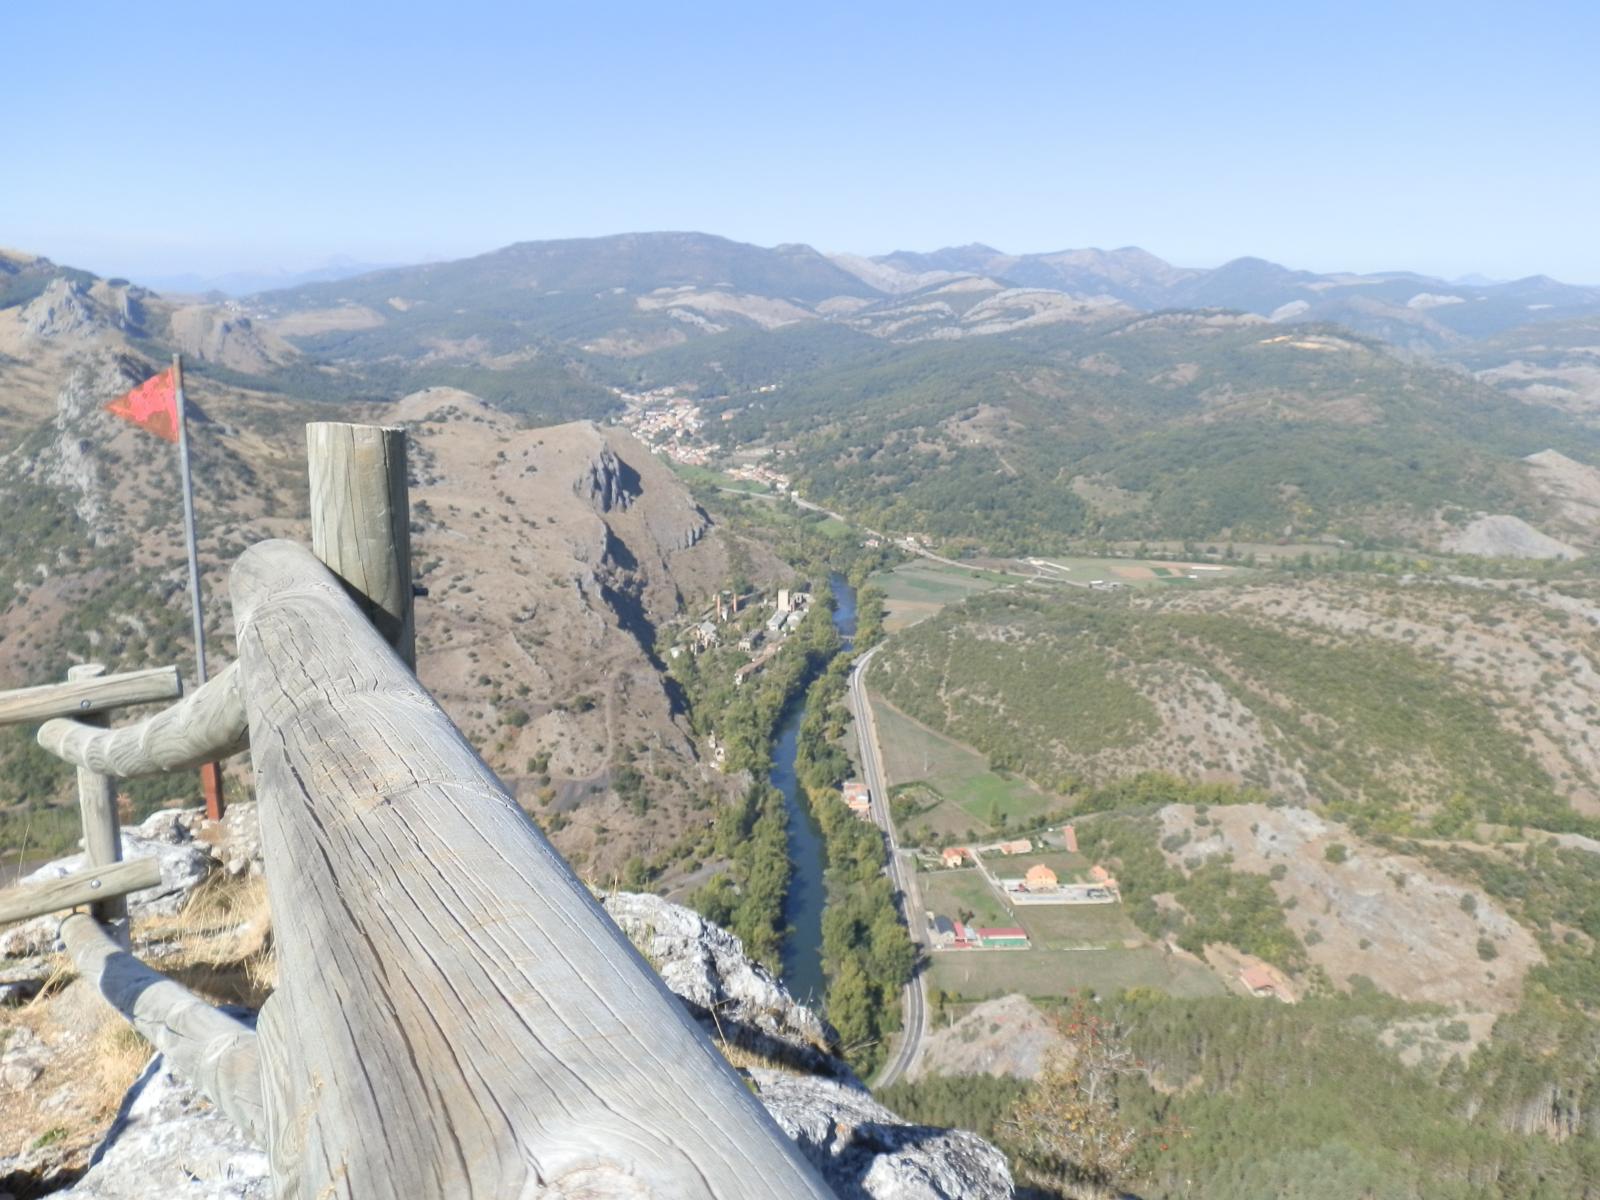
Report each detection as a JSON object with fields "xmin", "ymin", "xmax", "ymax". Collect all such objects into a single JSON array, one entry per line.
[{"xmin": 171, "ymin": 354, "xmax": 224, "ymax": 819}]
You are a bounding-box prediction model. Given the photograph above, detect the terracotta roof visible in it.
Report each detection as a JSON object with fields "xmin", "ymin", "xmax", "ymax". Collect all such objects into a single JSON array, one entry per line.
[{"xmin": 1240, "ymin": 964, "xmax": 1279, "ymax": 992}]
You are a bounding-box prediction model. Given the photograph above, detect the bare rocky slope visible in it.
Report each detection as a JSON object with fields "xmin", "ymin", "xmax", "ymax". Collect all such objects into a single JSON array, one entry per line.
[{"xmin": 0, "ymin": 298, "xmax": 783, "ymax": 883}]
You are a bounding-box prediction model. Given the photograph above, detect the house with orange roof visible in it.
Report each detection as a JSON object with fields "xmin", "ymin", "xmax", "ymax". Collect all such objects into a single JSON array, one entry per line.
[
  {"xmin": 1024, "ymin": 864, "xmax": 1058, "ymax": 891},
  {"xmin": 1088, "ymin": 864, "xmax": 1119, "ymax": 891},
  {"xmin": 1239, "ymin": 962, "xmax": 1295, "ymax": 1003},
  {"xmin": 941, "ymin": 847, "xmax": 969, "ymax": 869}
]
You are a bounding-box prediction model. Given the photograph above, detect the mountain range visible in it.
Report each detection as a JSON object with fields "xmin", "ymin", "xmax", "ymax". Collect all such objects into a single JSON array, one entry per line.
[{"xmin": 7, "ymin": 232, "xmax": 1600, "ymax": 553}]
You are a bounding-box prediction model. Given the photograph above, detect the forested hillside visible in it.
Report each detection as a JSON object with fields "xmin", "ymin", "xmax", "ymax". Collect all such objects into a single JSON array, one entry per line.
[
  {"xmin": 873, "ymin": 571, "xmax": 1600, "ymax": 835},
  {"xmin": 693, "ymin": 315, "xmax": 1600, "ymax": 550}
]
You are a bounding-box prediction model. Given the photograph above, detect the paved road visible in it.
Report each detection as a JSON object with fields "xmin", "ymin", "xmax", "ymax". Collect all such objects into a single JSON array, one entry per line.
[{"xmin": 849, "ymin": 645, "xmax": 929, "ymax": 1089}]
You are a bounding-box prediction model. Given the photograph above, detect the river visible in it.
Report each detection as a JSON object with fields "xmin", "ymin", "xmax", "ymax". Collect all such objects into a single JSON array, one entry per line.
[{"xmin": 773, "ymin": 572, "xmax": 857, "ymax": 1006}]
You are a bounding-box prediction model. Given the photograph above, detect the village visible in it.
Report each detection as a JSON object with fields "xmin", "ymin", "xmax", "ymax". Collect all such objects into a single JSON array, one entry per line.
[
  {"xmin": 610, "ymin": 385, "xmax": 717, "ymax": 466},
  {"xmin": 611, "ymin": 385, "xmax": 795, "ymax": 490}
]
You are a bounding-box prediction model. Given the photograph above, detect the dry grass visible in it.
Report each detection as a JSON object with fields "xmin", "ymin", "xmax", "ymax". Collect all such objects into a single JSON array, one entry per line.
[
  {"xmin": 141, "ymin": 872, "xmax": 276, "ymax": 1008},
  {"xmin": 0, "ymin": 871, "xmax": 274, "ymax": 1177},
  {"xmin": 88, "ymin": 1020, "xmax": 153, "ymax": 1115}
]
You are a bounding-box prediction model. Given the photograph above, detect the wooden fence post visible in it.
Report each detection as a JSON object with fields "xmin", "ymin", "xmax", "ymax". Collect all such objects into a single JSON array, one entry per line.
[
  {"xmin": 65, "ymin": 664, "xmax": 127, "ymax": 940},
  {"xmin": 305, "ymin": 422, "xmax": 415, "ymax": 668}
]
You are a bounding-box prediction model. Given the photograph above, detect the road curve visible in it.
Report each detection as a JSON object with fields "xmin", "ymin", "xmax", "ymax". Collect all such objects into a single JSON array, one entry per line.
[{"xmin": 850, "ymin": 645, "xmax": 929, "ymax": 1090}]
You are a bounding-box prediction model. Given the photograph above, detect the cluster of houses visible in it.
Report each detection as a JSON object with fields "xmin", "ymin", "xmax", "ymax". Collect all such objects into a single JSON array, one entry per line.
[
  {"xmin": 726, "ymin": 461, "xmax": 791, "ymax": 492},
  {"xmin": 927, "ymin": 917, "xmax": 1030, "ymax": 950},
  {"xmin": 615, "ymin": 388, "xmax": 712, "ymax": 466},
  {"xmin": 938, "ymin": 825, "xmax": 1122, "ymax": 910},
  {"xmin": 670, "ymin": 587, "xmax": 815, "ymax": 689}
]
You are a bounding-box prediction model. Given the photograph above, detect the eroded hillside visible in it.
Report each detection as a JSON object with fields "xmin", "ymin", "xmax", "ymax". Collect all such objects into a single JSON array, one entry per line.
[{"xmin": 0, "ymin": 350, "xmax": 774, "ymax": 882}]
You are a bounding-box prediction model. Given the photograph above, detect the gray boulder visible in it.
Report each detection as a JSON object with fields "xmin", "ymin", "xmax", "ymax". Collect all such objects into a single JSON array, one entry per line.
[{"xmin": 0, "ymin": 814, "xmax": 214, "ymax": 959}]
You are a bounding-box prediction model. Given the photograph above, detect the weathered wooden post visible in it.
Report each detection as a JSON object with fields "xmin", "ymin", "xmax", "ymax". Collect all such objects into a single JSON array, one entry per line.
[
  {"xmin": 305, "ymin": 421, "xmax": 415, "ymax": 668},
  {"xmin": 65, "ymin": 663, "xmax": 128, "ymax": 941}
]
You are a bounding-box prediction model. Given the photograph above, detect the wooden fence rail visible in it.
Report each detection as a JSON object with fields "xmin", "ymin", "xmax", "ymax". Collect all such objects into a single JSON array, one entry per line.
[
  {"xmin": 234, "ymin": 539, "xmax": 830, "ymax": 1198},
  {"xmin": 37, "ymin": 662, "xmax": 247, "ymax": 778},
  {"xmin": 0, "ymin": 420, "xmax": 833, "ymax": 1199}
]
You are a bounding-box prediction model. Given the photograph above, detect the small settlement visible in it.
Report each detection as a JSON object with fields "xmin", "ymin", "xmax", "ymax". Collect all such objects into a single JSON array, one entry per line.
[{"xmin": 924, "ymin": 825, "xmax": 1124, "ymax": 954}]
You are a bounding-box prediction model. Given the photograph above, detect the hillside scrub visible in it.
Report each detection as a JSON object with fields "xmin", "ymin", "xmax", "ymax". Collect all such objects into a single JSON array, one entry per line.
[
  {"xmin": 873, "ymin": 583, "xmax": 1584, "ymax": 836},
  {"xmin": 697, "ymin": 318, "xmax": 1600, "ymax": 550}
]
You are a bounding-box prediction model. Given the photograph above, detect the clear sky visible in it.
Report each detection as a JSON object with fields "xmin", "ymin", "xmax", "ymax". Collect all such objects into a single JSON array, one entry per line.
[{"xmin": 5, "ymin": 0, "xmax": 1598, "ymax": 283}]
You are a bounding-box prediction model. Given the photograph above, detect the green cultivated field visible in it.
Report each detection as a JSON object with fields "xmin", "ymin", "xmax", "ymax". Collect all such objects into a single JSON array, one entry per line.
[
  {"xmin": 1018, "ymin": 902, "xmax": 1144, "ymax": 950},
  {"xmin": 921, "ymin": 868, "xmax": 1013, "ymax": 928},
  {"xmin": 871, "ymin": 696, "xmax": 1055, "ymax": 833},
  {"xmin": 664, "ymin": 460, "xmax": 771, "ymax": 494},
  {"xmin": 869, "ymin": 561, "xmax": 1011, "ymax": 630},
  {"xmin": 930, "ymin": 945, "xmax": 1224, "ymax": 1001}
]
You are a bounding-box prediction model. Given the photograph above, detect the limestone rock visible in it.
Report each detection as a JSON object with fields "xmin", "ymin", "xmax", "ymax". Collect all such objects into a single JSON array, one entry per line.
[
  {"xmin": 752, "ymin": 1068, "xmax": 1015, "ymax": 1200},
  {"xmin": 0, "ymin": 1025, "xmax": 49, "ymax": 1091},
  {"xmin": 603, "ymin": 890, "xmax": 846, "ymax": 1076},
  {"xmin": 49, "ymin": 1057, "xmax": 269, "ymax": 1199},
  {"xmin": 0, "ymin": 813, "xmax": 215, "ymax": 958}
]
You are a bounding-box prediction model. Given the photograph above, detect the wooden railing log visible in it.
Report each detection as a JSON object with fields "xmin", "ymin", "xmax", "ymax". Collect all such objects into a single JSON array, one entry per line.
[
  {"xmin": 37, "ymin": 662, "xmax": 247, "ymax": 778},
  {"xmin": 231, "ymin": 539, "xmax": 831, "ymax": 1199},
  {"xmin": 61, "ymin": 912, "xmax": 266, "ymax": 1144},
  {"xmin": 0, "ymin": 858, "xmax": 162, "ymax": 927},
  {"xmin": 0, "ymin": 665, "xmax": 182, "ymax": 727}
]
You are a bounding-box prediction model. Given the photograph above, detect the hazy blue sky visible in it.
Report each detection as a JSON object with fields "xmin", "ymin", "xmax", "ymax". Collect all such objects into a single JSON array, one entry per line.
[{"xmin": 5, "ymin": 0, "xmax": 1598, "ymax": 282}]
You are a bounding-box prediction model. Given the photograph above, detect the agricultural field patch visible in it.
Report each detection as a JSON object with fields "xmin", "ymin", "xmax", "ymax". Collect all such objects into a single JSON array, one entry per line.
[
  {"xmin": 930, "ymin": 944, "xmax": 1224, "ymax": 1002},
  {"xmin": 870, "ymin": 695, "xmax": 1056, "ymax": 835}
]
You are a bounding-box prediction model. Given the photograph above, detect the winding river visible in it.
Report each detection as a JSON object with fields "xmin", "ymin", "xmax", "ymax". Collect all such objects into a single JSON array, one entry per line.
[{"xmin": 773, "ymin": 572, "xmax": 857, "ymax": 1006}]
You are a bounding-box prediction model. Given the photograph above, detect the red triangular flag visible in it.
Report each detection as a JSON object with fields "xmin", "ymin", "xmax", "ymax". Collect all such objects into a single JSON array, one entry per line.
[{"xmin": 105, "ymin": 368, "xmax": 179, "ymax": 443}]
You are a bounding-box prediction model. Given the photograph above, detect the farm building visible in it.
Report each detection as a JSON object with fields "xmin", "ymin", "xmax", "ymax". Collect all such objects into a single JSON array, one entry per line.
[
  {"xmin": 996, "ymin": 839, "xmax": 1033, "ymax": 856},
  {"xmin": 1239, "ymin": 962, "xmax": 1295, "ymax": 1003},
  {"xmin": 842, "ymin": 780, "xmax": 871, "ymax": 818},
  {"xmin": 974, "ymin": 926, "xmax": 1030, "ymax": 949},
  {"xmin": 1089, "ymin": 864, "xmax": 1119, "ymax": 892},
  {"xmin": 1061, "ymin": 824, "xmax": 1078, "ymax": 853}
]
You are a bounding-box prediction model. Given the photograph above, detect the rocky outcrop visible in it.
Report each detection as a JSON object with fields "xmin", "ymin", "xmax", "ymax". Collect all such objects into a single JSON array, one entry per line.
[
  {"xmin": 603, "ymin": 891, "xmax": 846, "ymax": 1077},
  {"xmin": 575, "ymin": 438, "xmax": 641, "ymax": 514},
  {"xmin": 165, "ymin": 306, "xmax": 295, "ymax": 376},
  {"xmin": 753, "ymin": 1068, "xmax": 1014, "ymax": 1200},
  {"xmin": 604, "ymin": 892, "xmax": 1013, "ymax": 1197},
  {"xmin": 0, "ymin": 805, "xmax": 260, "ymax": 962},
  {"xmin": 20, "ymin": 280, "xmax": 102, "ymax": 342}
]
